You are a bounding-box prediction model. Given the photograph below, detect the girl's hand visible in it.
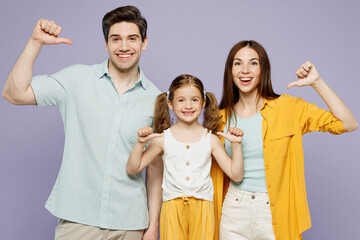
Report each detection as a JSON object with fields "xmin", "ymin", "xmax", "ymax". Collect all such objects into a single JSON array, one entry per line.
[
  {"xmin": 217, "ymin": 127, "xmax": 244, "ymax": 143},
  {"xmin": 137, "ymin": 127, "xmax": 162, "ymax": 144},
  {"xmin": 287, "ymin": 61, "xmax": 321, "ymax": 89}
]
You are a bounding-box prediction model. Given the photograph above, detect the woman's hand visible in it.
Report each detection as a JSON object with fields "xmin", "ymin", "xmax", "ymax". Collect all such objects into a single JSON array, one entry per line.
[{"xmin": 287, "ymin": 61, "xmax": 321, "ymax": 89}]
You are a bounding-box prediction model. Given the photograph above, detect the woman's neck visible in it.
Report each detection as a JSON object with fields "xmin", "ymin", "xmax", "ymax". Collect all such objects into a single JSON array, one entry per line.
[{"xmin": 234, "ymin": 92, "xmax": 263, "ymax": 118}]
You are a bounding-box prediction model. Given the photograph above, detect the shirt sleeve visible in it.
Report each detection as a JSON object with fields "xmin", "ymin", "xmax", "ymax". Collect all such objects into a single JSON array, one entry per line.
[
  {"xmin": 30, "ymin": 65, "xmax": 76, "ymax": 107},
  {"xmin": 293, "ymin": 96, "xmax": 346, "ymax": 135}
]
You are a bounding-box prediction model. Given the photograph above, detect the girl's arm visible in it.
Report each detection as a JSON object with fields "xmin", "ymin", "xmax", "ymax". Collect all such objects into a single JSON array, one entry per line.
[
  {"xmin": 211, "ymin": 127, "xmax": 244, "ymax": 182},
  {"xmin": 287, "ymin": 61, "xmax": 358, "ymax": 132},
  {"xmin": 127, "ymin": 127, "xmax": 163, "ymax": 174}
]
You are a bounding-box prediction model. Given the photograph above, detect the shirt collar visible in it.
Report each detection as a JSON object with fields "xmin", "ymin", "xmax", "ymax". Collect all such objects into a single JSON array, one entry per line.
[
  {"xmin": 97, "ymin": 60, "xmax": 148, "ymax": 90},
  {"xmin": 97, "ymin": 60, "xmax": 109, "ymax": 79},
  {"xmin": 261, "ymin": 97, "xmax": 276, "ymax": 109}
]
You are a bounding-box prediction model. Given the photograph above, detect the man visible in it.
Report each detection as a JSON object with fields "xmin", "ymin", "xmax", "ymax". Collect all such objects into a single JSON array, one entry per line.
[{"xmin": 2, "ymin": 6, "xmax": 162, "ymax": 240}]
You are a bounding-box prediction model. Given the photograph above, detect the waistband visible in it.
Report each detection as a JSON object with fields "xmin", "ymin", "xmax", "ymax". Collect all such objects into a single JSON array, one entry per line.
[{"xmin": 228, "ymin": 183, "xmax": 270, "ymax": 202}]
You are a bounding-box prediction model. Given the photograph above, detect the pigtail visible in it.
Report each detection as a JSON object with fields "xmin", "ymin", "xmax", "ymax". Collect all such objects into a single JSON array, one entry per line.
[
  {"xmin": 203, "ymin": 92, "xmax": 223, "ymax": 133},
  {"xmin": 154, "ymin": 92, "xmax": 171, "ymax": 133}
]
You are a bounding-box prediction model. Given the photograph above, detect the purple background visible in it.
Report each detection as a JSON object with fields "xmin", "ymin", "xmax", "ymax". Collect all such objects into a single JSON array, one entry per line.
[{"xmin": 1, "ymin": 0, "xmax": 359, "ymax": 239}]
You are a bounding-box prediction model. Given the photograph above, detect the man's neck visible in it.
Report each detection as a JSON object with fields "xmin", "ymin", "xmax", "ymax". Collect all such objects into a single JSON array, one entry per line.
[{"xmin": 108, "ymin": 63, "xmax": 140, "ymax": 96}]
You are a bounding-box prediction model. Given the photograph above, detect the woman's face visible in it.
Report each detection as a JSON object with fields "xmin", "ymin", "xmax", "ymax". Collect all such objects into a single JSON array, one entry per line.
[{"xmin": 232, "ymin": 47, "xmax": 261, "ymax": 95}]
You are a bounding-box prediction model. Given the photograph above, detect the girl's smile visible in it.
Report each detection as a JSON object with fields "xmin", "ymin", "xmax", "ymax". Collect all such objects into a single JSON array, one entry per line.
[{"xmin": 167, "ymin": 84, "xmax": 205, "ymax": 125}]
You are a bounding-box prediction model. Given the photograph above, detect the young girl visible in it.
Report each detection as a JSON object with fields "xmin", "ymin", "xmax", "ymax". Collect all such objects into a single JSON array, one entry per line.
[{"xmin": 127, "ymin": 74, "xmax": 244, "ymax": 240}]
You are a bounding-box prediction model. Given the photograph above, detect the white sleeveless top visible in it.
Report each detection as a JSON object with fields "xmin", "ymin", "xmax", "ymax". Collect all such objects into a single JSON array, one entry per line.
[{"xmin": 162, "ymin": 128, "xmax": 214, "ymax": 202}]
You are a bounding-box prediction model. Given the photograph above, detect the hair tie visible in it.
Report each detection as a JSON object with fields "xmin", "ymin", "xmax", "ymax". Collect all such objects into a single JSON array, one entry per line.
[
  {"xmin": 203, "ymin": 90, "xmax": 207, "ymax": 100},
  {"xmin": 166, "ymin": 91, "xmax": 170, "ymax": 100}
]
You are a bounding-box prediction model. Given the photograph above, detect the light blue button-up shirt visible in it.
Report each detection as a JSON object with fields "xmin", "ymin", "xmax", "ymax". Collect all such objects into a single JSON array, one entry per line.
[{"xmin": 30, "ymin": 60, "xmax": 161, "ymax": 230}]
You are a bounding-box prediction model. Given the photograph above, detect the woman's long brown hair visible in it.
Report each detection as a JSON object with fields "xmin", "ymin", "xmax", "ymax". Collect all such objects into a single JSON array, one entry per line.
[{"xmin": 218, "ymin": 40, "xmax": 279, "ymax": 126}]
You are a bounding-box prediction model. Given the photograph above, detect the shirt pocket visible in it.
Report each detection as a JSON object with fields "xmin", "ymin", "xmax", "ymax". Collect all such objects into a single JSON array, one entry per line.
[
  {"xmin": 124, "ymin": 114, "xmax": 153, "ymax": 144},
  {"xmin": 269, "ymin": 127, "xmax": 295, "ymax": 159},
  {"xmin": 270, "ymin": 127, "xmax": 295, "ymax": 140}
]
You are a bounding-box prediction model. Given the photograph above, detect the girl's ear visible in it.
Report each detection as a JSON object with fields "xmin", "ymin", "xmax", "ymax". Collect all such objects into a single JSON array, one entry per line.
[
  {"xmin": 202, "ymin": 99, "xmax": 206, "ymax": 109},
  {"xmin": 167, "ymin": 100, "xmax": 174, "ymax": 111}
]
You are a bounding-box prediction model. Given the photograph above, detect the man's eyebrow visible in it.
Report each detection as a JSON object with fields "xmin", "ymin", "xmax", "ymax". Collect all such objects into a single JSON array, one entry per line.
[
  {"xmin": 128, "ymin": 34, "xmax": 140, "ymax": 38},
  {"xmin": 109, "ymin": 34, "xmax": 140, "ymax": 39}
]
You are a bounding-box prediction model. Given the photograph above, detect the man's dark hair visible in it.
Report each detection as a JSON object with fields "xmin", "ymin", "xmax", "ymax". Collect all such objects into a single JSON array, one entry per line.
[{"xmin": 102, "ymin": 5, "xmax": 147, "ymax": 42}]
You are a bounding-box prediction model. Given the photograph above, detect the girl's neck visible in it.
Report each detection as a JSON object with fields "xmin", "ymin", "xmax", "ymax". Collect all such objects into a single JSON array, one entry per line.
[
  {"xmin": 234, "ymin": 91, "xmax": 263, "ymax": 118},
  {"xmin": 170, "ymin": 122, "xmax": 205, "ymax": 143}
]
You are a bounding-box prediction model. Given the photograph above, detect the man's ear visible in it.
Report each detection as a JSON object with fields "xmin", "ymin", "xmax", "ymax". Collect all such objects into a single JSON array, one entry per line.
[
  {"xmin": 141, "ymin": 37, "xmax": 148, "ymax": 51},
  {"xmin": 105, "ymin": 39, "xmax": 109, "ymax": 52}
]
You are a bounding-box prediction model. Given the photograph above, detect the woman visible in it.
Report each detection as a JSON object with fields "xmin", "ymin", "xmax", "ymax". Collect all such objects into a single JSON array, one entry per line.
[{"xmin": 211, "ymin": 40, "xmax": 358, "ymax": 240}]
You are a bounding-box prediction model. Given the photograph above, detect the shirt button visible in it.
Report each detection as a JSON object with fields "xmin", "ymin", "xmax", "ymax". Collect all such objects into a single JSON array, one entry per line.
[
  {"xmin": 186, "ymin": 177, "xmax": 190, "ymax": 181},
  {"xmin": 103, "ymin": 197, "xmax": 107, "ymax": 201},
  {"xmin": 185, "ymin": 145, "xmax": 190, "ymax": 149},
  {"xmin": 186, "ymin": 162, "xmax": 190, "ymax": 166},
  {"xmin": 271, "ymin": 202, "xmax": 275, "ymax": 206}
]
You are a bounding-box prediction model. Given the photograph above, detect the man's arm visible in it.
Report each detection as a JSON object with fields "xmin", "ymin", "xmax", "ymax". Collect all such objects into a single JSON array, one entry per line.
[
  {"xmin": 143, "ymin": 155, "xmax": 163, "ymax": 240},
  {"xmin": 2, "ymin": 19, "xmax": 72, "ymax": 105}
]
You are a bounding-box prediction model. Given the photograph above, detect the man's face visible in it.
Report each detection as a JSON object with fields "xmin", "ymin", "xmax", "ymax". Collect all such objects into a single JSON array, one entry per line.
[{"xmin": 105, "ymin": 21, "xmax": 147, "ymax": 74}]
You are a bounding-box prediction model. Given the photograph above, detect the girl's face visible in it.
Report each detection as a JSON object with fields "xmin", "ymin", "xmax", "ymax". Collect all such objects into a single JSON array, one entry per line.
[
  {"xmin": 167, "ymin": 84, "xmax": 205, "ymax": 125},
  {"xmin": 232, "ymin": 47, "xmax": 261, "ymax": 95}
]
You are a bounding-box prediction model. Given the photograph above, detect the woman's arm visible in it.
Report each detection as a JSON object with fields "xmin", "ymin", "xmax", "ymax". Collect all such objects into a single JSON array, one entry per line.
[
  {"xmin": 127, "ymin": 127, "xmax": 163, "ymax": 174},
  {"xmin": 287, "ymin": 61, "xmax": 358, "ymax": 132},
  {"xmin": 211, "ymin": 127, "xmax": 244, "ymax": 182}
]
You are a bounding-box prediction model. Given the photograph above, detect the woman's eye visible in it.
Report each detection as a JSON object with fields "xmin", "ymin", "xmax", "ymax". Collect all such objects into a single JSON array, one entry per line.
[
  {"xmin": 234, "ymin": 62, "xmax": 241, "ymax": 66},
  {"xmin": 251, "ymin": 61, "xmax": 258, "ymax": 66}
]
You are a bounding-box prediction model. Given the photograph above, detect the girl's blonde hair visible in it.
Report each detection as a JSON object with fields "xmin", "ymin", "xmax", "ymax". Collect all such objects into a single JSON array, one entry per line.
[{"xmin": 154, "ymin": 74, "xmax": 223, "ymax": 133}]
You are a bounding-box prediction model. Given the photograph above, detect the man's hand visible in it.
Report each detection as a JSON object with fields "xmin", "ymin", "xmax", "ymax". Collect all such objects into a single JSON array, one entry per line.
[{"xmin": 31, "ymin": 19, "xmax": 72, "ymax": 45}]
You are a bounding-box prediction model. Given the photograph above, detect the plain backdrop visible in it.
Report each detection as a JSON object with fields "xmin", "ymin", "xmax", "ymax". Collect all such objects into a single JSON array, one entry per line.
[{"xmin": 0, "ymin": 0, "xmax": 359, "ymax": 239}]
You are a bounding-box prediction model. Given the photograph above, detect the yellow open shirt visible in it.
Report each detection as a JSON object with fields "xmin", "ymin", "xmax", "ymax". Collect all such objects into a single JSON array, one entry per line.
[{"xmin": 211, "ymin": 94, "xmax": 345, "ymax": 240}]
